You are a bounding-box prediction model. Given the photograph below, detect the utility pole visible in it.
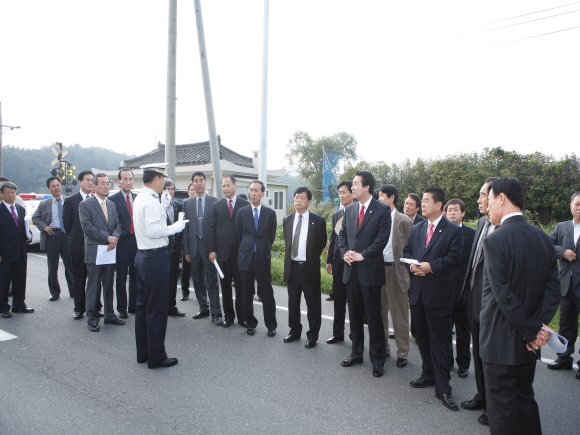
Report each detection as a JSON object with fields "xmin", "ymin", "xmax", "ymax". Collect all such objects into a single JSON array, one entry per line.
[
  {"xmin": 165, "ymin": 0, "xmax": 178, "ymax": 181},
  {"xmin": 258, "ymin": 0, "xmax": 269, "ymax": 204},
  {"xmin": 193, "ymin": 0, "xmax": 223, "ymax": 197}
]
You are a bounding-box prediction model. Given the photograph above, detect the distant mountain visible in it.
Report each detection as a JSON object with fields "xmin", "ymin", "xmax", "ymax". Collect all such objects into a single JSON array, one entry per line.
[{"xmin": 3, "ymin": 144, "xmax": 134, "ymax": 195}]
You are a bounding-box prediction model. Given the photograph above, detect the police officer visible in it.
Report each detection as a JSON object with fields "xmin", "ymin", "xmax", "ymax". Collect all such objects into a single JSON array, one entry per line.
[{"xmin": 133, "ymin": 164, "xmax": 187, "ymax": 369}]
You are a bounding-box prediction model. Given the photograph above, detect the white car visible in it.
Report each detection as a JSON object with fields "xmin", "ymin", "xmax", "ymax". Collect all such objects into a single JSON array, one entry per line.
[{"xmin": 18, "ymin": 193, "xmax": 50, "ymax": 246}]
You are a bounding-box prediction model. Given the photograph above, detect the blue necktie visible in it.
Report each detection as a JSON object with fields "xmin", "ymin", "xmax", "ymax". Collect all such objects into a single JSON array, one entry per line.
[
  {"xmin": 253, "ymin": 207, "xmax": 259, "ymax": 252},
  {"xmin": 56, "ymin": 198, "xmax": 65, "ymax": 233}
]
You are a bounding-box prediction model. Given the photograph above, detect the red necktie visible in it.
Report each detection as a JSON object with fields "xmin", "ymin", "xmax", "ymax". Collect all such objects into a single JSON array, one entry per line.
[
  {"xmin": 358, "ymin": 205, "xmax": 365, "ymax": 227},
  {"xmin": 228, "ymin": 199, "xmax": 234, "ymax": 218},
  {"xmin": 426, "ymin": 223, "xmax": 434, "ymax": 247},
  {"xmin": 126, "ymin": 194, "xmax": 134, "ymax": 234}
]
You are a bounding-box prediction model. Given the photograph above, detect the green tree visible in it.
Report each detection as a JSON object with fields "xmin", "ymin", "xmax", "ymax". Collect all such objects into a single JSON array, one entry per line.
[{"xmin": 285, "ymin": 131, "xmax": 357, "ymax": 201}]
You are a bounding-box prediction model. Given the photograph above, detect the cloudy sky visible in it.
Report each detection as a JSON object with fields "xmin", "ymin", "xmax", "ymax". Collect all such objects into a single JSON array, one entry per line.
[{"xmin": 1, "ymin": 1, "xmax": 579, "ymax": 171}]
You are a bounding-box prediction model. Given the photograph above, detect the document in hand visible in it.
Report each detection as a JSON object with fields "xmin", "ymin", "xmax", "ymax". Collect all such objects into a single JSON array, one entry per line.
[
  {"xmin": 399, "ymin": 258, "xmax": 420, "ymax": 265},
  {"xmin": 96, "ymin": 245, "xmax": 117, "ymax": 265},
  {"xmin": 541, "ymin": 327, "xmax": 568, "ymax": 353}
]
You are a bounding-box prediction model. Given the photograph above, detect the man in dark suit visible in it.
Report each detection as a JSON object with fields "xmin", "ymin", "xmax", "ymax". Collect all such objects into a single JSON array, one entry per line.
[
  {"xmin": 326, "ymin": 180, "xmax": 353, "ymax": 344},
  {"xmin": 404, "ymin": 187, "xmax": 464, "ymax": 411},
  {"xmin": 32, "ymin": 177, "xmax": 74, "ymax": 301},
  {"xmin": 208, "ymin": 175, "xmax": 249, "ymax": 327},
  {"xmin": 404, "ymin": 193, "xmax": 425, "ymax": 226},
  {"xmin": 444, "ymin": 199, "xmax": 476, "ymax": 378},
  {"xmin": 180, "ymin": 182, "xmax": 196, "ymax": 301},
  {"xmin": 282, "ymin": 187, "xmax": 327, "ymax": 348},
  {"xmin": 338, "ymin": 170, "xmax": 391, "ymax": 378},
  {"xmin": 547, "ymin": 192, "xmax": 580, "ymax": 380},
  {"xmin": 378, "ymin": 184, "xmax": 413, "ymax": 368},
  {"xmin": 236, "ymin": 180, "xmax": 278, "ymax": 336},
  {"xmin": 458, "ymin": 177, "xmax": 498, "ymax": 425},
  {"xmin": 63, "ymin": 170, "xmax": 95, "ymax": 320},
  {"xmin": 109, "ymin": 168, "xmax": 138, "ymax": 318},
  {"xmin": 182, "ymin": 171, "xmax": 222, "ymax": 324},
  {"xmin": 79, "ymin": 173, "xmax": 124, "ymax": 332},
  {"xmin": 0, "ymin": 181, "xmax": 33, "ymax": 317},
  {"xmin": 163, "ymin": 178, "xmax": 185, "ymax": 317},
  {"xmin": 481, "ymin": 177, "xmax": 560, "ymax": 434}
]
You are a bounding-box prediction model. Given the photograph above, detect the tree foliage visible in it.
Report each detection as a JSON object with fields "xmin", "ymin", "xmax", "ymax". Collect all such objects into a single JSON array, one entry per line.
[
  {"xmin": 285, "ymin": 131, "xmax": 357, "ymax": 201},
  {"xmin": 3, "ymin": 144, "xmax": 134, "ymax": 194},
  {"xmin": 341, "ymin": 147, "xmax": 580, "ymax": 225}
]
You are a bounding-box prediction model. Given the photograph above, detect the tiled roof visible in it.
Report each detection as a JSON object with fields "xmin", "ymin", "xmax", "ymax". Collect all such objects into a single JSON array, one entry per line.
[{"xmin": 121, "ymin": 137, "xmax": 253, "ymax": 169}]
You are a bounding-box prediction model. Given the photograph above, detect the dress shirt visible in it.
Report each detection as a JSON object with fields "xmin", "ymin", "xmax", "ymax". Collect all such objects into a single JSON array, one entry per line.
[
  {"xmin": 133, "ymin": 186, "xmax": 174, "ymax": 250},
  {"xmin": 500, "ymin": 211, "xmax": 523, "ymax": 225},
  {"xmin": 428, "ymin": 214, "xmax": 443, "ymax": 230},
  {"xmin": 252, "ymin": 204, "xmax": 262, "ymax": 219},
  {"xmin": 81, "ymin": 192, "xmax": 93, "ymax": 201},
  {"xmin": 574, "ymin": 220, "xmax": 580, "ymax": 246},
  {"xmin": 359, "ymin": 197, "xmax": 372, "ymax": 216},
  {"xmin": 195, "ymin": 194, "xmax": 206, "ymax": 216},
  {"xmin": 96, "ymin": 195, "xmax": 108, "ymax": 210},
  {"xmin": 291, "ymin": 210, "xmax": 309, "ymax": 262},
  {"xmin": 3, "ymin": 201, "xmax": 16, "ymax": 212},
  {"xmin": 50, "ymin": 196, "xmax": 64, "ymax": 228},
  {"xmin": 228, "ymin": 195, "xmax": 238, "ymax": 208},
  {"xmin": 382, "ymin": 209, "xmax": 396, "ymax": 262}
]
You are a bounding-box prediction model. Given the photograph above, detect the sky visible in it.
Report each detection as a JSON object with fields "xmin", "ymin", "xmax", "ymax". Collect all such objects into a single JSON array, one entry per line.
[{"xmin": 1, "ymin": 1, "xmax": 579, "ymax": 172}]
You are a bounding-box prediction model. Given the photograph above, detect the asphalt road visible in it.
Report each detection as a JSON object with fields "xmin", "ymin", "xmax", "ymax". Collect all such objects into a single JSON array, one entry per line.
[{"xmin": 1, "ymin": 251, "xmax": 579, "ymax": 435}]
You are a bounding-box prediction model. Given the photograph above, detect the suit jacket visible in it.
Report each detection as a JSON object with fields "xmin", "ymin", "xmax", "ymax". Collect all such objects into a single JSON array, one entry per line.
[
  {"xmin": 327, "ymin": 209, "xmax": 345, "ymax": 275},
  {"xmin": 413, "ymin": 214, "xmax": 426, "ymax": 225},
  {"xmin": 453, "ymin": 224, "xmax": 476, "ymax": 304},
  {"xmin": 235, "ymin": 204, "xmax": 277, "ymax": 272},
  {"xmin": 0, "ymin": 202, "xmax": 28, "ymax": 262},
  {"xmin": 338, "ymin": 199, "xmax": 392, "ymax": 287},
  {"xmin": 480, "ymin": 215, "xmax": 560, "ymax": 365},
  {"xmin": 283, "ymin": 211, "xmax": 327, "ymax": 283},
  {"xmin": 166, "ymin": 200, "xmax": 182, "ymax": 253},
  {"xmin": 79, "ymin": 196, "xmax": 122, "ymax": 264},
  {"xmin": 182, "ymin": 194, "xmax": 218, "ymax": 258},
  {"xmin": 63, "ymin": 192, "xmax": 87, "ymax": 256},
  {"xmin": 32, "ymin": 196, "xmax": 60, "ymax": 250},
  {"xmin": 550, "ymin": 220, "xmax": 580, "ymax": 298},
  {"xmin": 390, "ymin": 209, "xmax": 413, "ymax": 292},
  {"xmin": 403, "ymin": 216, "xmax": 464, "ymax": 308},
  {"xmin": 108, "ymin": 191, "xmax": 137, "ymax": 239},
  {"xmin": 458, "ymin": 216, "xmax": 488, "ymax": 319},
  {"xmin": 208, "ymin": 196, "xmax": 250, "ymax": 262}
]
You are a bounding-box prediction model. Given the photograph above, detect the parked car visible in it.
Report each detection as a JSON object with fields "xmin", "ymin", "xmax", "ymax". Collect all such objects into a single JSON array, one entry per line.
[{"xmin": 19, "ymin": 193, "xmax": 50, "ymax": 246}]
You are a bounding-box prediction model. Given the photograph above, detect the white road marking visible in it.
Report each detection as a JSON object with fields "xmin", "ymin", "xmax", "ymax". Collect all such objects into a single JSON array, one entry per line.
[{"xmin": 0, "ymin": 329, "xmax": 17, "ymax": 341}]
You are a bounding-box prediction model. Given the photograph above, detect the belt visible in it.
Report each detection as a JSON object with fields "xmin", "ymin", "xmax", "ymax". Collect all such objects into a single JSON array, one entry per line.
[
  {"xmin": 291, "ymin": 260, "xmax": 306, "ymax": 265},
  {"xmin": 384, "ymin": 261, "xmax": 395, "ymax": 266},
  {"xmin": 52, "ymin": 228, "xmax": 62, "ymax": 232},
  {"xmin": 139, "ymin": 247, "xmax": 168, "ymax": 252}
]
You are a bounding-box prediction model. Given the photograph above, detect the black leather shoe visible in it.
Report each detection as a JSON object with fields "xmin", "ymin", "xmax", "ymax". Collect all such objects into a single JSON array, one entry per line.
[
  {"xmin": 460, "ymin": 399, "xmax": 484, "ymax": 410},
  {"xmin": 326, "ymin": 336, "xmax": 344, "ymax": 344},
  {"xmin": 341, "ymin": 356, "xmax": 363, "ymax": 367},
  {"xmin": 180, "ymin": 295, "xmax": 189, "ymax": 301},
  {"xmin": 410, "ymin": 378, "xmax": 435, "ymax": 388},
  {"xmin": 283, "ymin": 334, "xmax": 300, "ymax": 343},
  {"xmin": 547, "ymin": 359, "xmax": 573, "ymax": 370},
  {"xmin": 326, "ymin": 295, "xmax": 334, "ymax": 301},
  {"xmin": 373, "ymin": 365, "xmax": 384, "ymax": 377},
  {"xmin": 1, "ymin": 312, "xmax": 12, "ymax": 318},
  {"xmin": 238, "ymin": 320, "xmax": 248, "ymax": 328},
  {"xmin": 96, "ymin": 311, "xmax": 104, "ymax": 318},
  {"xmin": 222, "ymin": 319, "xmax": 234, "ymax": 328},
  {"xmin": 104, "ymin": 318, "xmax": 125, "ymax": 325},
  {"xmin": 12, "ymin": 308, "xmax": 34, "ymax": 313},
  {"xmin": 478, "ymin": 411, "xmax": 489, "ymax": 425},
  {"xmin": 436, "ymin": 393, "xmax": 459, "ymax": 411},
  {"xmin": 267, "ymin": 328, "xmax": 276, "ymax": 337},
  {"xmin": 88, "ymin": 323, "xmax": 100, "ymax": 332},
  {"xmin": 149, "ymin": 357, "xmax": 178, "ymax": 369},
  {"xmin": 118, "ymin": 311, "xmax": 128, "ymax": 319},
  {"xmin": 396, "ymin": 358, "xmax": 407, "ymax": 368},
  {"xmin": 212, "ymin": 314, "xmax": 223, "ymax": 326},
  {"xmin": 305, "ymin": 340, "xmax": 317, "ymax": 348},
  {"xmin": 74, "ymin": 311, "xmax": 84, "ymax": 320},
  {"xmin": 388, "ymin": 334, "xmax": 395, "ymax": 339},
  {"xmin": 169, "ymin": 310, "xmax": 186, "ymax": 317},
  {"xmin": 247, "ymin": 328, "xmax": 256, "ymax": 336},
  {"xmin": 457, "ymin": 368, "xmax": 469, "ymax": 378},
  {"xmin": 192, "ymin": 311, "xmax": 210, "ymax": 319},
  {"xmin": 49, "ymin": 295, "xmax": 59, "ymax": 301}
]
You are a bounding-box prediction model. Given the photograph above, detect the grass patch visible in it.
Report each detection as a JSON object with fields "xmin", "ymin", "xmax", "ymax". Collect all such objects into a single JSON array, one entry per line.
[{"xmin": 271, "ymin": 254, "xmax": 333, "ymax": 294}]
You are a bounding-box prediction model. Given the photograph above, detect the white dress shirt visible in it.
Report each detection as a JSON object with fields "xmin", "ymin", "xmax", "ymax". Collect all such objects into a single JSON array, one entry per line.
[
  {"xmin": 291, "ymin": 210, "xmax": 309, "ymax": 262},
  {"xmin": 49, "ymin": 196, "xmax": 65, "ymax": 228},
  {"xmin": 133, "ymin": 186, "xmax": 174, "ymax": 250},
  {"xmin": 383, "ymin": 209, "xmax": 396, "ymax": 262}
]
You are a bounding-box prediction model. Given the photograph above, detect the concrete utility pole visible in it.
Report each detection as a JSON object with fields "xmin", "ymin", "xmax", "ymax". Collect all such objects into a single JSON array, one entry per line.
[
  {"xmin": 193, "ymin": 0, "xmax": 223, "ymax": 197},
  {"xmin": 164, "ymin": 0, "xmax": 178, "ymax": 181},
  {"xmin": 259, "ymin": 0, "xmax": 269, "ymax": 203}
]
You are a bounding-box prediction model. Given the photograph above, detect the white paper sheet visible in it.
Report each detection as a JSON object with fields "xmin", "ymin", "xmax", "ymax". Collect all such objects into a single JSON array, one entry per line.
[
  {"xmin": 399, "ymin": 258, "xmax": 419, "ymax": 265},
  {"xmin": 96, "ymin": 245, "xmax": 117, "ymax": 265},
  {"xmin": 214, "ymin": 260, "xmax": 225, "ymax": 279},
  {"xmin": 541, "ymin": 327, "xmax": 568, "ymax": 353}
]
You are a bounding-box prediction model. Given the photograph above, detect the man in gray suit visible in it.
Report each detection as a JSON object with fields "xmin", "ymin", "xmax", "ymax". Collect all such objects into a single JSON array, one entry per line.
[
  {"xmin": 547, "ymin": 191, "xmax": 580, "ymax": 380},
  {"xmin": 182, "ymin": 171, "xmax": 222, "ymax": 324},
  {"xmin": 32, "ymin": 177, "xmax": 74, "ymax": 301},
  {"xmin": 79, "ymin": 173, "xmax": 123, "ymax": 332}
]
